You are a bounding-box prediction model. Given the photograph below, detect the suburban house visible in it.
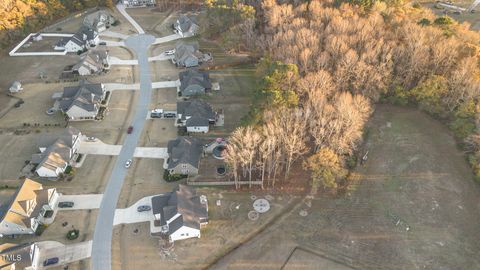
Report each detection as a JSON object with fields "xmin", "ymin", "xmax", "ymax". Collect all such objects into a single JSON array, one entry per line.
[
  {"xmin": 173, "ymin": 15, "xmax": 199, "ymax": 37},
  {"xmin": 167, "ymin": 137, "xmax": 203, "ymax": 176},
  {"xmin": 177, "ymin": 99, "xmax": 216, "ymax": 133},
  {"xmin": 31, "ymin": 126, "xmax": 82, "ymax": 179},
  {"xmin": 150, "ymin": 184, "xmax": 208, "ymax": 243},
  {"xmin": 55, "ymin": 26, "xmax": 99, "ymax": 53},
  {"xmin": 8, "ymin": 81, "xmax": 22, "ymax": 93},
  {"xmin": 123, "ymin": 0, "xmax": 156, "ymax": 7},
  {"xmin": 83, "ymin": 11, "xmax": 115, "ymax": 32},
  {"xmin": 0, "ymin": 243, "xmax": 37, "ymax": 269},
  {"xmin": 172, "ymin": 41, "xmax": 211, "ymax": 68},
  {"xmin": 72, "ymin": 50, "xmax": 110, "ymax": 76},
  {"xmin": 179, "ymin": 69, "xmax": 212, "ymax": 97},
  {"xmin": 57, "ymin": 81, "xmax": 106, "ymax": 121},
  {"xmin": 0, "ymin": 179, "xmax": 60, "ymax": 237}
]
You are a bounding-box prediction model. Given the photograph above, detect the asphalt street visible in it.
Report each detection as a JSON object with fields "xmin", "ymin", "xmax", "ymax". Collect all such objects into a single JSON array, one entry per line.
[{"xmin": 91, "ymin": 33, "xmax": 155, "ymax": 270}]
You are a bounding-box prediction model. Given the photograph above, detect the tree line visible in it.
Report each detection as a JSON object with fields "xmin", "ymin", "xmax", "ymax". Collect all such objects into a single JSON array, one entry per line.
[
  {"xmin": 0, "ymin": 0, "xmax": 113, "ymax": 51},
  {"xmin": 216, "ymin": 0, "xmax": 480, "ymax": 192}
]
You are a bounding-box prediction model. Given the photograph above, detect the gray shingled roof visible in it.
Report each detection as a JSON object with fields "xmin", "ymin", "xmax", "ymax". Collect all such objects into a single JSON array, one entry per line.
[
  {"xmin": 177, "ymin": 99, "xmax": 215, "ymax": 127},
  {"xmin": 58, "ymin": 81, "xmax": 104, "ymax": 113},
  {"xmin": 174, "ymin": 41, "xmax": 201, "ymax": 66},
  {"xmin": 179, "ymin": 69, "xmax": 212, "ymax": 95},
  {"xmin": 167, "ymin": 137, "xmax": 202, "ymax": 170},
  {"xmin": 73, "ymin": 50, "xmax": 108, "ymax": 74},
  {"xmin": 150, "ymin": 185, "xmax": 208, "ymax": 237},
  {"xmin": 174, "ymin": 15, "xmax": 198, "ymax": 32}
]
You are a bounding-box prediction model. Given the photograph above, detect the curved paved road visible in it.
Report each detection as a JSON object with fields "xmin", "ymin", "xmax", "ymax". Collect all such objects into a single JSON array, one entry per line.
[{"xmin": 91, "ymin": 33, "xmax": 155, "ymax": 270}]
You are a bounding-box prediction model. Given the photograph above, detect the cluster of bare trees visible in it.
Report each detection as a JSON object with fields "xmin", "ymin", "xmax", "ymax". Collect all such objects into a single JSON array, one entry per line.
[
  {"xmin": 223, "ymin": 0, "xmax": 480, "ymax": 191},
  {"xmin": 224, "ymin": 90, "xmax": 371, "ymax": 189}
]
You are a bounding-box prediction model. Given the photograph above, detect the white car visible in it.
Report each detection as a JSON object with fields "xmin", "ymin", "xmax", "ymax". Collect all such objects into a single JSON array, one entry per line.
[
  {"xmin": 125, "ymin": 159, "xmax": 132, "ymax": 168},
  {"xmin": 164, "ymin": 49, "xmax": 175, "ymax": 55},
  {"xmin": 86, "ymin": 136, "xmax": 97, "ymax": 142}
]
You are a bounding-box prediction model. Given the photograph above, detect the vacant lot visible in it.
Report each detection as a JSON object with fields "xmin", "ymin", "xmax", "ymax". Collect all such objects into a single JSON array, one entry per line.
[{"xmin": 208, "ymin": 105, "xmax": 480, "ymax": 269}]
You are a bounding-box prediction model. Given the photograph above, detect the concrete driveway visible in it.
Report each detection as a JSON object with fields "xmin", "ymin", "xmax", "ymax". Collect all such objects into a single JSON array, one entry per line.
[
  {"xmin": 57, "ymin": 194, "xmax": 103, "ymax": 210},
  {"xmin": 113, "ymin": 195, "xmax": 155, "ymax": 225},
  {"xmin": 153, "ymin": 34, "xmax": 182, "ymax": 45},
  {"xmin": 148, "ymin": 53, "xmax": 174, "ymax": 62},
  {"xmin": 152, "ymin": 80, "xmax": 180, "ymax": 89},
  {"xmin": 36, "ymin": 240, "xmax": 92, "ymax": 269},
  {"xmin": 99, "ymin": 30, "xmax": 129, "ymax": 40},
  {"xmin": 109, "ymin": 56, "xmax": 138, "ymax": 65},
  {"xmin": 104, "ymin": 83, "xmax": 140, "ymax": 91},
  {"xmin": 99, "ymin": 40, "xmax": 126, "ymax": 47}
]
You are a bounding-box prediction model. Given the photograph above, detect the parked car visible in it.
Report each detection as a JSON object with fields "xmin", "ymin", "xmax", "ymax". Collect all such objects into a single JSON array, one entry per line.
[
  {"xmin": 86, "ymin": 136, "xmax": 97, "ymax": 142},
  {"xmin": 164, "ymin": 49, "xmax": 175, "ymax": 55},
  {"xmin": 99, "ymin": 41, "xmax": 107, "ymax": 46},
  {"xmin": 43, "ymin": 257, "xmax": 59, "ymax": 266},
  {"xmin": 151, "ymin": 109, "xmax": 163, "ymax": 118},
  {"xmin": 58, "ymin": 201, "xmax": 74, "ymax": 208},
  {"xmin": 125, "ymin": 159, "xmax": 132, "ymax": 168},
  {"xmin": 127, "ymin": 126, "xmax": 133, "ymax": 134},
  {"xmin": 137, "ymin": 205, "xmax": 151, "ymax": 212},
  {"xmin": 163, "ymin": 112, "xmax": 176, "ymax": 118}
]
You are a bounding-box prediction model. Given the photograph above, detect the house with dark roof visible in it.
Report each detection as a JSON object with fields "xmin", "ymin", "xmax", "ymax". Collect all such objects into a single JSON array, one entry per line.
[
  {"xmin": 57, "ymin": 81, "xmax": 106, "ymax": 121},
  {"xmin": 167, "ymin": 137, "xmax": 203, "ymax": 176},
  {"xmin": 177, "ymin": 99, "xmax": 216, "ymax": 133},
  {"xmin": 179, "ymin": 69, "xmax": 212, "ymax": 97},
  {"xmin": 72, "ymin": 50, "xmax": 110, "ymax": 76},
  {"xmin": 32, "ymin": 127, "xmax": 82, "ymax": 179},
  {"xmin": 173, "ymin": 15, "xmax": 199, "ymax": 38},
  {"xmin": 55, "ymin": 26, "xmax": 99, "ymax": 53},
  {"xmin": 0, "ymin": 179, "xmax": 60, "ymax": 237},
  {"xmin": 150, "ymin": 184, "xmax": 208, "ymax": 242}
]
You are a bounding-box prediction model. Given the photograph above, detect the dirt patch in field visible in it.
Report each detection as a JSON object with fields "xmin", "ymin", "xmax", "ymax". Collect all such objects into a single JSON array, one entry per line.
[{"xmin": 207, "ymin": 105, "xmax": 480, "ymax": 270}]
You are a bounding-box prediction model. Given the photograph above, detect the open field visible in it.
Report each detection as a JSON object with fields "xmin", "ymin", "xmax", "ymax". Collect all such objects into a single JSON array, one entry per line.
[
  {"xmin": 127, "ymin": 8, "xmax": 178, "ymax": 36},
  {"xmin": 208, "ymin": 105, "xmax": 480, "ymax": 269}
]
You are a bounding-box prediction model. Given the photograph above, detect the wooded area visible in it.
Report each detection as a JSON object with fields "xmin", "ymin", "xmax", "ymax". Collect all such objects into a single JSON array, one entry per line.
[
  {"xmin": 0, "ymin": 0, "xmax": 113, "ymax": 50},
  {"xmin": 213, "ymin": 0, "xmax": 480, "ymax": 191}
]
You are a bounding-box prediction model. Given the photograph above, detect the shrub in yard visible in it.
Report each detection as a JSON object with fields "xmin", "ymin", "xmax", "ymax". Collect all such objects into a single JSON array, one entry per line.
[
  {"xmin": 163, "ymin": 170, "xmax": 187, "ymax": 182},
  {"xmin": 434, "ymin": 16, "xmax": 454, "ymax": 26}
]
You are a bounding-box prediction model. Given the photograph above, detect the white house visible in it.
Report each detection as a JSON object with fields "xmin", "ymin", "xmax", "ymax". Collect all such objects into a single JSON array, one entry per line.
[
  {"xmin": 0, "ymin": 179, "xmax": 60, "ymax": 237},
  {"xmin": 55, "ymin": 26, "xmax": 99, "ymax": 53},
  {"xmin": 150, "ymin": 185, "xmax": 208, "ymax": 242},
  {"xmin": 32, "ymin": 127, "xmax": 82, "ymax": 179}
]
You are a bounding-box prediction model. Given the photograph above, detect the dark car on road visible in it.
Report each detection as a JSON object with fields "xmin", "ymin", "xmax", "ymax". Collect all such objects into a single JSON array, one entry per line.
[
  {"xmin": 137, "ymin": 205, "xmax": 151, "ymax": 212},
  {"xmin": 43, "ymin": 257, "xmax": 59, "ymax": 266},
  {"xmin": 58, "ymin": 201, "xmax": 74, "ymax": 208},
  {"xmin": 127, "ymin": 126, "xmax": 133, "ymax": 134}
]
